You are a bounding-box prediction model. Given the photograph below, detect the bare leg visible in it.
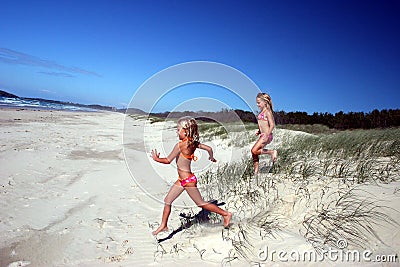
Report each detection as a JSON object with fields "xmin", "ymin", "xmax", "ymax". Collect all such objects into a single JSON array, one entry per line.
[
  {"xmin": 252, "ymin": 135, "xmax": 277, "ymax": 167},
  {"xmin": 152, "ymin": 204, "xmax": 171, "ymax": 235},
  {"xmin": 251, "ymin": 140, "xmax": 263, "ymax": 175},
  {"xmin": 251, "ymin": 150, "xmax": 260, "ymax": 175},
  {"xmin": 152, "ymin": 182, "xmax": 184, "ymax": 235},
  {"xmin": 185, "ymin": 185, "xmax": 232, "ymax": 227},
  {"xmin": 201, "ymin": 202, "xmax": 232, "ymax": 227},
  {"xmin": 262, "ymin": 149, "xmax": 278, "ymax": 162}
]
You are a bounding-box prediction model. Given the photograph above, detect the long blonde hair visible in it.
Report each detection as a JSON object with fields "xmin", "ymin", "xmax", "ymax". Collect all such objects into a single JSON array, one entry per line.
[
  {"xmin": 256, "ymin": 92, "xmax": 274, "ymax": 111},
  {"xmin": 177, "ymin": 116, "xmax": 199, "ymax": 147}
]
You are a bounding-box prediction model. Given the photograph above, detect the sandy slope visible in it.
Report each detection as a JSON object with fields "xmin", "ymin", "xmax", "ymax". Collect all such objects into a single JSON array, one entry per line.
[{"xmin": 0, "ymin": 109, "xmax": 399, "ymax": 267}]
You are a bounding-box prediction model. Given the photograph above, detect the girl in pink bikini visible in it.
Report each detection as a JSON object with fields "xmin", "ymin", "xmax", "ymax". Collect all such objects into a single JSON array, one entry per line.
[
  {"xmin": 151, "ymin": 116, "xmax": 232, "ymax": 236},
  {"xmin": 251, "ymin": 92, "xmax": 278, "ymax": 174}
]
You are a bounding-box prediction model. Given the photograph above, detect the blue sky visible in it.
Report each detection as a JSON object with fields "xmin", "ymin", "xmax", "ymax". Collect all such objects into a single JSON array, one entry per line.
[{"xmin": 0, "ymin": 0, "xmax": 399, "ymax": 114}]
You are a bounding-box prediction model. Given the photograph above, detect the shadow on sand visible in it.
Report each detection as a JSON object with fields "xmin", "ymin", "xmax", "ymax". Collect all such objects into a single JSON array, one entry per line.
[{"xmin": 157, "ymin": 200, "xmax": 226, "ymax": 243}]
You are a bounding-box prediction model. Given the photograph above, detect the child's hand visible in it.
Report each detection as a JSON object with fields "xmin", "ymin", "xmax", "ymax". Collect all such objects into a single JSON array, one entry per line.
[
  {"xmin": 151, "ymin": 149, "xmax": 160, "ymax": 161},
  {"xmin": 209, "ymin": 156, "xmax": 217, "ymax": 162}
]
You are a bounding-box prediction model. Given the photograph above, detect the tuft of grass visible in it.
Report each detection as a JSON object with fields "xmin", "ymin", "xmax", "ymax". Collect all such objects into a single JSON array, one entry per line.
[
  {"xmin": 299, "ymin": 160, "xmax": 318, "ymax": 181},
  {"xmin": 301, "ymin": 187, "xmax": 399, "ymax": 252},
  {"xmin": 355, "ymin": 159, "xmax": 374, "ymax": 184}
]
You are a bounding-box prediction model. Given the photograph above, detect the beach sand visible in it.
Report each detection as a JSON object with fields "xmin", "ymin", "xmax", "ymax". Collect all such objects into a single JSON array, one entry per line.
[{"xmin": 1, "ymin": 108, "xmax": 399, "ymax": 267}]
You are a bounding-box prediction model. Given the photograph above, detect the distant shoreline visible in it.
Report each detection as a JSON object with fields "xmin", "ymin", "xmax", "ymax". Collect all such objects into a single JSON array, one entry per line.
[
  {"xmin": 0, "ymin": 106, "xmax": 105, "ymax": 113},
  {"xmin": 0, "ymin": 89, "xmax": 116, "ymax": 112}
]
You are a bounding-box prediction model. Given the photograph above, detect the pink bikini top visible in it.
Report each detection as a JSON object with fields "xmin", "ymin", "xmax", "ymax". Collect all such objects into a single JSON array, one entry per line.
[{"xmin": 258, "ymin": 111, "xmax": 268, "ymax": 121}]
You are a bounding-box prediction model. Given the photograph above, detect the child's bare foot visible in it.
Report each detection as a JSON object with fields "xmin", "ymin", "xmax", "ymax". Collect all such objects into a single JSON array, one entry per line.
[
  {"xmin": 152, "ymin": 225, "xmax": 168, "ymax": 236},
  {"xmin": 223, "ymin": 212, "xmax": 232, "ymax": 228},
  {"xmin": 253, "ymin": 162, "xmax": 259, "ymax": 175},
  {"xmin": 272, "ymin": 150, "xmax": 278, "ymax": 162}
]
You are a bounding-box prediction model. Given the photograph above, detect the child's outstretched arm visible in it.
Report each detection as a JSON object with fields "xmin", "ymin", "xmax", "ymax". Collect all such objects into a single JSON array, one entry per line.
[
  {"xmin": 198, "ymin": 143, "xmax": 217, "ymax": 162},
  {"xmin": 151, "ymin": 143, "xmax": 180, "ymax": 164}
]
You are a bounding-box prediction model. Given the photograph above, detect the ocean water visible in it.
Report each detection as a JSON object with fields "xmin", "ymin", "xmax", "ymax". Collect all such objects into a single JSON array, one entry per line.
[{"xmin": 0, "ymin": 97, "xmax": 99, "ymax": 112}]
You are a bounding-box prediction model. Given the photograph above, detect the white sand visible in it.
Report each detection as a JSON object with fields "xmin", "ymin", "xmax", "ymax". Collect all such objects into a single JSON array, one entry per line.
[{"xmin": 0, "ymin": 108, "xmax": 399, "ymax": 267}]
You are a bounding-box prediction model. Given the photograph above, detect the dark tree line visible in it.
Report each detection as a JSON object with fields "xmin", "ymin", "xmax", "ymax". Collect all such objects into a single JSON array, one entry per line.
[
  {"xmin": 150, "ymin": 109, "xmax": 248, "ymax": 123},
  {"xmin": 149, "ymin": 108, "xmax": 399, "ymax": 130},
  {"xmin": 274, "ymin": 109, "xmax": 400, "ymax": 130}
]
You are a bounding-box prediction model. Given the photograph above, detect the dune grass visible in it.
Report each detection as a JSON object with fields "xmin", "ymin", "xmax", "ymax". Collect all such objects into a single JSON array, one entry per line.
[
  {"xmin": 271, "ymin": 127, "xmax": 400, "ymax": 184},
  {"xmin": 301, "ymin": 187, "xmax": 399, "ymax": 253},
  {"xmin": 197, "ymin": 126, "xmax": 400, "ymax": 263}
]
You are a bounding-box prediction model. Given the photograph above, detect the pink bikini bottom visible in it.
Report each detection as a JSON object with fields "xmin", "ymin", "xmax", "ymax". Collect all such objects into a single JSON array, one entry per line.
[
  {"xmin": 180, "ymin": 174, "xmax": 197, "ymax": 187},
  {"xmin": 260, "ymin": 133, "xmax": 273, "ymax": 144}
]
